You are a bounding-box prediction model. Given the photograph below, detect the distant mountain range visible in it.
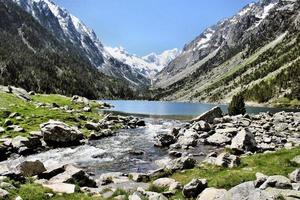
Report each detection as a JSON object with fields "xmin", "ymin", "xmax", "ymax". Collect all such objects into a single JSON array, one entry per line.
[
  {"xmin": 153, "ymin": 0, "xmax": 300, "ymax": 107},
  {"xmin": 105, "ymin": 47, "xmax": 180, "ymax": 79}
]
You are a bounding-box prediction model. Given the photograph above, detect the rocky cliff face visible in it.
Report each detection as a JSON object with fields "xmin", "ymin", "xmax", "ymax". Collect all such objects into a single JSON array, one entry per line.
[{"xmin": 154, "ymin": 0, "xmax": 300, "ymax": 106}]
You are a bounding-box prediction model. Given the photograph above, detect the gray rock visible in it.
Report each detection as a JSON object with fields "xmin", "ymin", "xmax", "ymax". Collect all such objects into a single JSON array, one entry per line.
[
  {"xmin": 129, "ymin": 192, "xmax": 143, "ymax": 200},
  {"xmin": 177, "ymin": 131, "xmax": 198, "ymax": 148},
  {"xmin": 230, "ymin": 129, "xmax": 257, "ymax": 152},
  {"xmin": 228, "ymin": 181, "xmax": 255, "ymax": 200},
  {"xmin": 215, "ymin": 152, "xmax": 240, "ymax": 168},
  {"xmin": 89, "ymin": 129, "xmax": 114, "ymax": 140},
  {"xmin": 71, "ymin": 95, "xmax": 90, "ymax": 105},
  {"xmin": 40, "ymin": 120, "xmax": 83, "ymax": 147},
  {"xmin": 292, "ymin": 156, "xmax": 300, "ymax": 164},
  {"xmin": 192, "ymin": 121, "xmax": 211, "ymax": 132},
  {"xmin": 3, "ymin": 119, "xmax": 13, "ymax": 127},
  {"xmin": 2, "ymin": 86, "xmax": 31, "ymax": 101},
  {"xmin": 166, "ymin": 156, "xmax": 196, "ymax": 171},
  {"xmin": 0, "ymin": 188, "xmax": 9, "ymax": 198},
  {"xmin": 292, "ymin": 183, "xmax": 300, "ymax": 191},
  {"xmin": 206, "ymin": 133, "xmax": 231, "ymax": 146},
  {"xmin": 15, "ymin": 196, "xmax": 23, "ymax": 200},
  {"xmin": 83, "ymin": 107, "xmax": 92, "ymax": 112},
  {"xmin": 260, "ymin": 175, "xmax": 292, "ymax": 190},
  {"xmin": 17, "ymin": 160, "xmax": 46, "ymax": 176},
  {"xmin": 274, "ymin": 123, "xmax": 289, "ymax": 132},
  {"xmin": 215, "ymin": 127, "xmax": 238, "ymax": 135},
  {"xmin": 254, "ymin": 172, "xmax": 268, "ymax": 188},
  {"xmin": 196, "ymin": 188, "xmax": 228, "ymax": 200},
  {"xmin": 265, "ymin": 187, "xmax": 300, "ymax": 199},
  {"xmin": 182, "ymin": 178, "xmax": 207, "ymax": 198},
  {"xmin": 153, "ymin": 178, "xmax": 182, "ymax": 191},
  {"xmin": 191, "ymin": 107, "xmax": 223, "ymax": 124},
  {"xmin": 154, "ymin": 134, "xmax": 176, "ymax": 147},
  {"xmin": 0, "ymin": 182, "xmax": 16, "ymax": 190},
  {"xmin": 0, "ymin": 127, "xmax": 4, "ymax": 133},
  {"xmin": 129, "ymin": 173, "xmax": 150, "ymax": 182},
  {"xmin": 49, "ymin": 164, "xmax": 96, "ymax": 187},
  {"xmin": 42, "ymin": 182, "xmax": 75, "ymax": 194},
  {"xmin": 85, "ymin": 122, "xmax": 101, "ymax": 131},
  {"xmin": 289, "ymin": 169, "xmax": 300, "ymax": 183}
]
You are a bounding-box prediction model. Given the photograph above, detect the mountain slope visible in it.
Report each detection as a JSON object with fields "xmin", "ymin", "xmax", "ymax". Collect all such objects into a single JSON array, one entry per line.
[
  {"xmin": 153, "ymin": 0, "xmax": 300, "ymax": 107},
  {"xmin": 105, "ymin": 47, "xmax": 180, "ymax": 79},
  {"xmin": 0, "ymin": 0, "xmax": 135, "ymax": 99},
  {"xmin": 13, "ymin": 0, "xmax": 150, "ymax": 87}
]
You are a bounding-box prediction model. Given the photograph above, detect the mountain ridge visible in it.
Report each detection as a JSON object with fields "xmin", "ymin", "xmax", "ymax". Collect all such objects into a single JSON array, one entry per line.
[{"xmin": 153, "ymin": 0, "xmax": 300, "ymax": 107}]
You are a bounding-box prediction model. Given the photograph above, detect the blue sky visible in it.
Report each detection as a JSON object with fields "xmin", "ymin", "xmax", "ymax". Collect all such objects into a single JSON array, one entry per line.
[{"xmin": 55, "ymin": 0, "xmax": 255, "ymax": 56}]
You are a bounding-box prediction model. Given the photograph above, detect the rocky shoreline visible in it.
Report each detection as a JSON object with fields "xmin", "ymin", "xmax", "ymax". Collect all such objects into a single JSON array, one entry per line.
[{"xmin": 0, "ymin": 86, "xmax": 300, "ymax": 199}]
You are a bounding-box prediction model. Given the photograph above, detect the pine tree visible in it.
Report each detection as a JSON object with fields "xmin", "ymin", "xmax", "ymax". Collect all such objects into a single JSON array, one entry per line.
[{"xmin": 228, "ymin": 93, "xmax": 246, "ymax": 116}]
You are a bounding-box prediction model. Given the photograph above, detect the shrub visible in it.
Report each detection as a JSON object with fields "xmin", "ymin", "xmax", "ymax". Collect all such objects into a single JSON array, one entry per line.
[{"xmin": 228, "ymin": 93, "xmax": 246, "ymax": 116}]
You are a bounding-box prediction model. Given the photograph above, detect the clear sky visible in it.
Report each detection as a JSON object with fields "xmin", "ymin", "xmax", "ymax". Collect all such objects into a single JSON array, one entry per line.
[{"xmin": 55, "ymin": 0, "xmax": 255, "ymax": 56}]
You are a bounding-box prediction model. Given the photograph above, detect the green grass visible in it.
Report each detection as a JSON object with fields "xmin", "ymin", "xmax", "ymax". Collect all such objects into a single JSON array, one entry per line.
[
  {"xmin": 0, "ymin": 92, "xmax": 104, "ymax": 138},
  {"xmin": 171, "ymin": 147, "xmax": 300, "ymax": 190},
  {"xmin": 7, "ymin": 183, "xmax": 132, "ymax": 200}
]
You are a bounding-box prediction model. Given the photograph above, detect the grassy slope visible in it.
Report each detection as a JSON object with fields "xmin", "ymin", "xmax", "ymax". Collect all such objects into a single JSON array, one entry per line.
[{"xmin": 0, "ymin": 92, "xmax": 103, "ymax": 138}]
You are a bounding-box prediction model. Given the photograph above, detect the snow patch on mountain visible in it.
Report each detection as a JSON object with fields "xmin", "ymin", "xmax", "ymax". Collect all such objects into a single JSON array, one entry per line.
[
  {"xmin": 105, "ymin": 47, "xmax": 180, "ymax": 78},
  {"xmin": 143, "ymin": 48, "xmax": 181, "ymax": 71}
]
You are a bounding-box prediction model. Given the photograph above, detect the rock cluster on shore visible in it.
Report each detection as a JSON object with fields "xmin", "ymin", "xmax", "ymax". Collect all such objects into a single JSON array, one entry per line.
[{"xmin": 155, "ymin": 107, "xmax": 300, "ymax": 155}]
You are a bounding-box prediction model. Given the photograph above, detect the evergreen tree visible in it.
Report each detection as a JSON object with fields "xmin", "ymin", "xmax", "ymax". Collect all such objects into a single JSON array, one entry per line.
[{"xmin": 228, "ymin": 93, "xmax": 246, "ymax": 116}]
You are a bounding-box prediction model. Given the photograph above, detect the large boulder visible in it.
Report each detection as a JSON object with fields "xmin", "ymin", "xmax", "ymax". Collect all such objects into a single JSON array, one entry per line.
[
  {"xmin": 48, "ymin": 164, "xmax": 96, "ymax": 187},
  {"xmin": 230, "ymin": 129, "xmax": 257, "ymax": 153},
  {"xmin": 166, "ymin": 156, "xmax": 196, "ymax": 171},
  {"xmin": 40, "ymin": 120, "xmax": 83, "ymax": 147},
  {"xmin": 206, "ymin": 133, "xmax": 231, "ymax": 146},
  {"xmin": 259, "ymin": 175, "xmax": 292, "ymax": 190},
  {"xmin": 17, "ymin": 160, "xmax": 46, "ymax": 176},
  {"xmin": 154, "ymin": 134, "xmax": 176, "ymax": 147},
  {"xmin": 191, "ymin": 121, "xmax": 211, "ymax": 132},
  {"xmin": 227, "ymin": 181, "xmax": 255, "ymax": 200},
  {"xmin": 42, "ymin": 182, "xmax": 75, "ymax": 194},
  {"xmin": 152, "ymin": 178, "xmax": 182, "ymax": 191},
  {"xmin": 215, "ymin": 152, "xmax": 240, "ymax": 168},
  {"xmin": 182, "ymin": 178, "xmax": 207, "ymax": 198},
  {"xmin": 129, "ymin": 173, "xmax": 150, "ymax": 183},
  {"xmin": 291, "ymin": 156, "xmax": 300, "ymax": 164},
  {"xmin": 71, "ymin": 95, "xmax": 90, "ymax": 105},
  {"xmin": 196, "ymin": 188, "xmax": 228, "ymax": 200},
  {"xmin": 177, "ymin": 131, "xmax": 198, "ymax": 148},
  {"xmin": 0, "ymin": 86, "xmax": 31, "ymax": 101},
  {"xmin": 191, "ymin": 107, "xmax": 223, "ymax": 124},
  {"xmin": 289, "ymin": 169, "xmax": 300, "ymax": 183},
  {"xmin": 0, "ymin": 188, "xmax": 9, "ymax": 198}
]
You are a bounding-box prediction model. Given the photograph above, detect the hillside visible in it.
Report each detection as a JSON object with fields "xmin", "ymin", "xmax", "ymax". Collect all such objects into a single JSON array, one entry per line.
[
  {"xmin": 153, "ymin": 0, "xmax": 300, "ymax": 108},
  {"xmin": 12, "ymin": 0, "xmax": 153, "ymax": 87},
  {"xmin": 0, "ymin": 0, "xmax": 135, "ymax": 99}
]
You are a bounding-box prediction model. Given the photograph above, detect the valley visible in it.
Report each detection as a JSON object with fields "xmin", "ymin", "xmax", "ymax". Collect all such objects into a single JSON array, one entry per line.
[{"xmin": 0, "ymin": 0, "xmax": 299, "ymax": 199}]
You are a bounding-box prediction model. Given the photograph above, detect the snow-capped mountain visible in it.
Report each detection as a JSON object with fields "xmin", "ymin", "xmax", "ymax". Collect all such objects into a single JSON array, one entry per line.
[
  {"xmin": 142, "ymin": 48, "xmax": 181, "ymax": 72},
  {"xmin": 105, "ymin": 47, "xmax": 180, "ymax": 78},
  {"xmin": 12, "ymin": 0, "xmax": 150, "ymax": 86}
]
